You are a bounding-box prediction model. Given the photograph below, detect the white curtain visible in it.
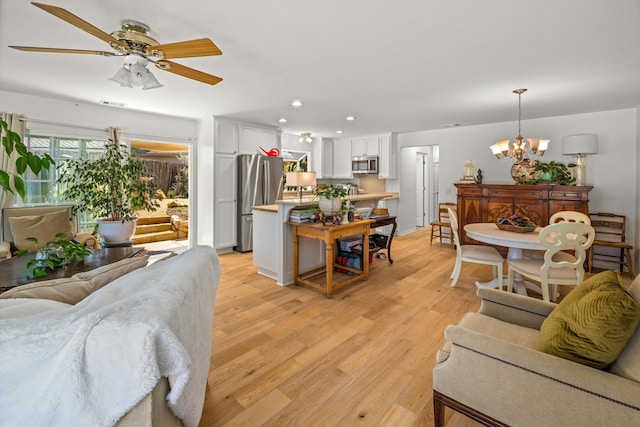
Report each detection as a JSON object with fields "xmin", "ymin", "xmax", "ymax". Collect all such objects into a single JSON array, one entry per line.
[{"xmin": 0, "ymin": 113, "xmax": 26, "ymax": 210}]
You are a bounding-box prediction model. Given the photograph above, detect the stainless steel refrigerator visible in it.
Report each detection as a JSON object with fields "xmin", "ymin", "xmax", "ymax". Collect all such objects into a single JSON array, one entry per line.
[{"xmin": 234, "ymin": 154, "xmax": 284, "ymax": 252}]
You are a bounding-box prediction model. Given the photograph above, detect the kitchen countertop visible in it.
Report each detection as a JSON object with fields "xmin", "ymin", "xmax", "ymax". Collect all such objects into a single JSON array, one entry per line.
[
  {"xmin": 253, "ymin": 204, "xmax": 278, "ymax": 212},
  {"xmin": 276, "ymin": 192, "xmax": 397, "ymax": 205},
  {"xmin": 253, "ymin": 193, "xmax": 398, "ymax": 211}
]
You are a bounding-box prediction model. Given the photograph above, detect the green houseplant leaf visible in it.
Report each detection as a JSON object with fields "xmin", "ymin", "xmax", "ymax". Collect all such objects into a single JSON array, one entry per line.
[{"xmin": 0, "ymin": 117, "xmax": 55, "ymax": 199}]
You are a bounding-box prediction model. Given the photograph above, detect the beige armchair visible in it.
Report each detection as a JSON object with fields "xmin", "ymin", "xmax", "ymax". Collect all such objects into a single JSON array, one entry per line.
[
  {"xmin": 433, "ymin": 276, "xmax": 640, "ymax": 427},
  {"xmin": 1, "ymin": 205, "xmax": 98, "ymax": 261}
]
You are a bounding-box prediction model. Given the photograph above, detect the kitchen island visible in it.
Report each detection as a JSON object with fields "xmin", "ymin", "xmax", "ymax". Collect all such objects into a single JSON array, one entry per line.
[{"xmin": 252, "ymin": 193, "xmax": 396, "ymax": 286}]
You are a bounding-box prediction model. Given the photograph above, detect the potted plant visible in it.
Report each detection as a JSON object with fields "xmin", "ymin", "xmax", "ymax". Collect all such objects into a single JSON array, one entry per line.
[
  {"xmin": 314, "ymin": 185, "xmax": 347, "ymax": 215},
  {"xmin": 1, "ymin": 117, "xmax": 55, "ymax": 200},
  {"xmin": 15, "ymin": 233, "xmax": 93, "ymax": 277},
  {"xmin": 534, "ymin": 161, "xmax": 576, "ymax": 185},
  {"xmin": 57, "ymin": 133, "xmax": 160, "ymax": 244}
]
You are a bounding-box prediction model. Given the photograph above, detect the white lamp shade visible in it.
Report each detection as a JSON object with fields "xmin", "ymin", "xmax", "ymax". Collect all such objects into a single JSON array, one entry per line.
[
  {"xmin": 286, "ymin": 172, "xmax": 316, "ymax": 187},
  {"xmin": 562, "ymin": 134, "xmax": 598, "ymax": 155}
]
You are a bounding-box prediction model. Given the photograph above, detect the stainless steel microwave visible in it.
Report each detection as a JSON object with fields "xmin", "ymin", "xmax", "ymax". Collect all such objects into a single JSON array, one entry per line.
[{"xmin": 351, "ymin": 156, "xmax": 378, "ymax": 174}]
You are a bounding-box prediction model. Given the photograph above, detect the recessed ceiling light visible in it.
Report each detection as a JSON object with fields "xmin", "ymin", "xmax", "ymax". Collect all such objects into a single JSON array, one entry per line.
[
  {"xmin": 443, "ymin": 123, "xmax": 462, "ymax": 128},
  {"xmin": 291, "ymin": 100, "xmax": 303, "ymax": 108},
  {"xmin": 336, "ymin": 130, "xmax": 343, "ymax": 134},
  {"xmin": 346, "ymin": 115, "xmax": 356, "ymax": 121},
  {"xmin": 278, "ymin": 118, "xmax": 287, "ymax": 123}
]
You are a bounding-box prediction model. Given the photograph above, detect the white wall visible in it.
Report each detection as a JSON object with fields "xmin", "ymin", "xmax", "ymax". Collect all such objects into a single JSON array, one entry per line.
[
  {"xmin": 396, "ymin": 109, "xmax": 638, "ymax": 247},
  {"xmin": 195, "ymin": 116, "xmax": 215, "ymax": 247}
]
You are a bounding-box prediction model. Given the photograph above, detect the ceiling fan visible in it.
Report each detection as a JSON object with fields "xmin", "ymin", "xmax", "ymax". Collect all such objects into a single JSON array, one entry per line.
[{"xmin": 9, "ymin": 2, "xmax": 223, "ymax": 89}]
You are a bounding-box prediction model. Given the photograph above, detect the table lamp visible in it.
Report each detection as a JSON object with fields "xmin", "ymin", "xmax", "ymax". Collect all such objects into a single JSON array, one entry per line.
[
  {"xmin": 561, "ymin": 134, "xmax": 598, "ymax": 186},
  {"xmin": 285, "ymin": 171, "xmax": 316, "ymax": 200}
]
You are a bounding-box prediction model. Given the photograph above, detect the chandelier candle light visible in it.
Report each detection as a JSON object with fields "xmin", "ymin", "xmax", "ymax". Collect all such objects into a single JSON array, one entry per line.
[
  {"xmin": 490, "ymin": 89, "xmax": 549, "ymax": 164},
  {"xmin": 562, "ymin": 134, "xmax": 598, "ymax": 186}
]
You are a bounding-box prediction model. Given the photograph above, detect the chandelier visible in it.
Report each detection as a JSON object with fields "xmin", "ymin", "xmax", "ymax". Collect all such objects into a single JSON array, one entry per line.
[
  {"xmin": 299, "ymin": 132, "xmax": 312, "ymax": 143},
  {"xmin": 490, "ymin": 89, "xmax": 549, "ymax": 164}
]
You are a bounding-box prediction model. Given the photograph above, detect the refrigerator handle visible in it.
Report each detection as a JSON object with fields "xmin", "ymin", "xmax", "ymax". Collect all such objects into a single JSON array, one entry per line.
[{"xmin": 264, "ymin": 160, "xmax": 270, "ymax": 205}]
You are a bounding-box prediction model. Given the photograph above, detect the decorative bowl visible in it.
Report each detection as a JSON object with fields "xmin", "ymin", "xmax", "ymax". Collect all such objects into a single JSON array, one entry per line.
[{"xmin": 496, "ymin": 223, "xmax": 536, "ymax": 233}]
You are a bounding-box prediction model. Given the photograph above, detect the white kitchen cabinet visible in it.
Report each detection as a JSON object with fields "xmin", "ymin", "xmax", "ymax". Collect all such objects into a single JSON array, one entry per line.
[
  {"xmin": 215, "ymin": 119, "xmax": 239, "ymax": 154},
  {"xmin": 259, "ymin": 128, "xmax": 278, "ymax": 152},
  {"xmin": 332, "ymin": 139, "xmax": 352, "ymax": 178},
  {"xmin": 252, "ymin": 208, "xmax": 278, "ymax": 279},
  {"xmin": 378, "ymin": 134, "xmax": 397, "ymax": 179},
  {"xmin": 320, "ymin": 138, "xmax": 334, "ymax": 178},
  {"xmin": 214, "ymin": 153, "xmax": 237, "ymax": 250},
  {"xmin": 352, "ymin": 137, "xmax": 380, "ymax": 157},
  {"xmin": 365, "ymin": 137, "xmax": 380, "ymax": 156},
  {"xmin": 239, "ymin": 125, "xmax": 260, "ymax": 154}
]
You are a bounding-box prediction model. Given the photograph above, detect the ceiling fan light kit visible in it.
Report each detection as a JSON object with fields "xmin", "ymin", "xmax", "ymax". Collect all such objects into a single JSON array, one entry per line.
[{"xmin": 10, "ymin": 2, "xmax": 223, "ymax": 89}]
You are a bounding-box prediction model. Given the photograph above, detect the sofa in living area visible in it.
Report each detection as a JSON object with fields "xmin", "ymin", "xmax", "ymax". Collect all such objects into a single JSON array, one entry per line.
[
  {"xmin": 0, "ymin": 245, "xmax": 220, "ymax": 427},
  {"xmin": 433, "ymin": 271, "xmax": 640, "ymax": 427},
  {"xmin": 1, "ymin": 205, "xmax": 100, "ymax": 261}
]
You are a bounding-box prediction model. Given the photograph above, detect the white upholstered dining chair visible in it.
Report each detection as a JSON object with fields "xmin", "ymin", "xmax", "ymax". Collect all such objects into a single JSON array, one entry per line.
[
  {"xmin": 507, "ymin": 221, "xmax": 595, "ymax": 302},
  {"xmin": 448, "ymin": 208, "xmax": 504, "ymax": 288}
]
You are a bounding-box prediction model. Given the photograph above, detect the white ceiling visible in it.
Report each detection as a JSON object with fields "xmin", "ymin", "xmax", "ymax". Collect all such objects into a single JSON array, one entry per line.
[{"xmin": 1, "ymin": 0, "xmax": 639, "ymax": 139}]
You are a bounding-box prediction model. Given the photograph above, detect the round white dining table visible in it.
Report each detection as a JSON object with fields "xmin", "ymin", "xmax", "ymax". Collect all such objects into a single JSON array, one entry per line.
[{"xmin": 464, "ymin": 222, "xmax": 545, "ymax": 295}]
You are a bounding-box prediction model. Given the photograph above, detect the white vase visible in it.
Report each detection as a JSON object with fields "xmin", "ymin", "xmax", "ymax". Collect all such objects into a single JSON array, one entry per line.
[
  {"xmin": 318, "ymin": 196, "xmax": 342, "ymax": 215},
  {"xmin": 97, "ymin": 218, "xmax": 137, "ymax": 243}
]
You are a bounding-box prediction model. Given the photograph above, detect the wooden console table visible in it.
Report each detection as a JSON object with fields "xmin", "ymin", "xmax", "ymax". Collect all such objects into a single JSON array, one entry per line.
[
  {"xmin": 454, "ymin": 183, "xmax": 592, "ymax": 245},
  {"xmin": 290, "ymin": 219, "xmax": 374, "ymax": 298}
]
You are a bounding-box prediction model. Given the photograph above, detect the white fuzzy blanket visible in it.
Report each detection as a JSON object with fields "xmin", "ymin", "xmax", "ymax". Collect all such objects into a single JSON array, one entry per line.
[{"xmin": 0, "ymin": 246, "xmax": 220, "ymax": 427}]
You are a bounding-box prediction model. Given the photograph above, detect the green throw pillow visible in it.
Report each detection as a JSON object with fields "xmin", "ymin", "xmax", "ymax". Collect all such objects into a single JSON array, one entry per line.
[{"xmin": 539, "ymin": 270, "xmax": 640, "ymax": 369}]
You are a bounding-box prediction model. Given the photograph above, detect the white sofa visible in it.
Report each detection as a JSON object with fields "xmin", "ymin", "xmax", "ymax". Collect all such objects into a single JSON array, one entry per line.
[{"xmin": 0, "ymin": 245, "xmax": 220, "ymax": 427}]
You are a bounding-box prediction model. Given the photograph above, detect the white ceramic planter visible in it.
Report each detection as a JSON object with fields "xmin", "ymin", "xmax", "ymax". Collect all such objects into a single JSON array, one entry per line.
[
  {"xmin": 318, "ymin": 196, "xmax": 342, "ymax": 215},
  {"xmin": 97, "ymin": 218, "xmax": 137, "ymax": 243}
]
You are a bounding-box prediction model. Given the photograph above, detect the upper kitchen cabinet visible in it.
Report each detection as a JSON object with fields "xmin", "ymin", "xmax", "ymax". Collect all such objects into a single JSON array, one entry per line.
[
  {"xmin": 378, "ymin": 133, "xmax": 397, "ymax": 179},
  {"xmin": 332, "ymin": 138, "xmax": 353, "ymax": 179},
  {"xmin": 214, "ymin": 118, "xmax": 280, "ymax": 155},
  {"xmin": 352, "ymin": 137, "xmax": 380, "ymax": 157},
  {"xmin": 315, "ymin": 138, "xmax": 333, "ymax": 178},
  {"xmin": 239, "ymin": 125, "xmax": 280, "ymax": 155},
  {"xmin": 239, "ymin": 125, "xmax": 260, "ymax": 154},
  {"xmin": 214, "ymin": 118, "xmax": 239, "ymax": 154}
]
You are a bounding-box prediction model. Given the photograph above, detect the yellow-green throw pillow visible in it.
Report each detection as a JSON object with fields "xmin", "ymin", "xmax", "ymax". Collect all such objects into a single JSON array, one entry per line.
[{"xmin": 539, "ymin": 270, "xmax": 640, "ymax": 369}]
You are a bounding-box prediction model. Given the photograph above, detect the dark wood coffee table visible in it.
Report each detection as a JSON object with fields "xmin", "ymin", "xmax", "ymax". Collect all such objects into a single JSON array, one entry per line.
[{"xmin": 0, "ymin": 247, "xmax": 146, "ymax": 293}]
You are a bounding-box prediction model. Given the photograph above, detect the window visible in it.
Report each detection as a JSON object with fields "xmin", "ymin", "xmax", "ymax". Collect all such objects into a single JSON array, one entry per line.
[{"xmin": 21, "ymin": 134, "xmax": 107, "ymax": 232}]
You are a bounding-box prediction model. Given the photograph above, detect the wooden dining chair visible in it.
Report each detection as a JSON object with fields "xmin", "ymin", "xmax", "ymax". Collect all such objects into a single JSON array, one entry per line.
[
  {"xmin": 507, "ymin": 222, "xmax": 595, "ymax": 302},
  {"xmin": 448, "ymin": 208, "xmax": 504, "ymax": 288},
  {"xmin": 588, "ymin": 212, "xmax": 635, "ymax": 278},
  {"xmin": 430, "ymin": 203, "xmax": 456, "ymax": 248}
]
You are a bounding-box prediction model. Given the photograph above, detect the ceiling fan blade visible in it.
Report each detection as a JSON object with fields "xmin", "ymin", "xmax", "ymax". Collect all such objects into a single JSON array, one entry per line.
[
  {"xmin": 155, "ymin": 60, "xmax": 223, "ymax": 85},
  {"xmin": 9, "ymin": 46, "xmax": 117, "ymax": 56},
  {"xmin": 31, "ymin": 2, "xmax": 127, "ymax": 50},
  {"xmin": 147, "ymin": 38, "xmax": 222, "ymax": 59}
]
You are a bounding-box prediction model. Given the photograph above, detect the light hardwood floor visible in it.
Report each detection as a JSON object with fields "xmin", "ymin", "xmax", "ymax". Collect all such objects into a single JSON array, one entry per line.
[{"xmin": 199, "ymin": 227, "xmax": 623, "ymax": 427}]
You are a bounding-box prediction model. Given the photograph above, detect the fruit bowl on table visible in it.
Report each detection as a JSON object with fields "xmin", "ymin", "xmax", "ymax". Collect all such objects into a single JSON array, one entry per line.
[{"xmin": 496, "ymin": 214, "xmax": 537, "ymax": 233}]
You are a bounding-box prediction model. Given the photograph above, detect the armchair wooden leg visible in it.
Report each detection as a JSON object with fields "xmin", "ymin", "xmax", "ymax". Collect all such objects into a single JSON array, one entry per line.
[{"xmin": 433, "ymin": 391, "xmax": 446, "ymax": 427}]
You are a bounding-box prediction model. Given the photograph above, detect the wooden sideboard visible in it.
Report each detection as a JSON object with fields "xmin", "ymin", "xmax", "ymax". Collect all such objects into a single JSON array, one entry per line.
[{"xmin": 454, "ymin": 183, "xmax": 592, "ymax": 245}]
